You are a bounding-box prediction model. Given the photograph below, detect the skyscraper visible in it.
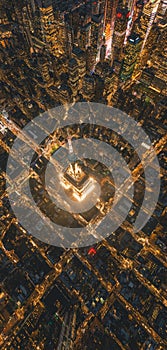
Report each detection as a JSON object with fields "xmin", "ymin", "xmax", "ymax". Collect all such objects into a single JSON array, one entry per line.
[
  {"xmin": 39, "ymin": 3, "xmax": 66, "ymax": 57},
  {"xmin": 120, "ymin": 32, "xmax": 142, "ymax": 81},
  {"xmin": 91, "ymin": 13, "xmax": 104, "ymax": 61},
  {"xmin": 139, "ymin": 0, "xmax": 161, "ymax": 52},
  {"xmin": 111, "ymin": 6, "xmax": 130, "ymax": 67},
  {"xmin": 72, "ymin": 46, "xmax": 86, "ymax": 89},
  {"xmin": 79, "ymin": 22, "xmax": 91, "ymax": 50},
  {"xmin": 149, "ymin": 16, "xmax": 167, "ymax": 91},
  {"xmin": 68, "ymin": 58, "xmax": 79, "ymax": 97},
  {"xmin": 82, "ymin": 73, "xmax": 95, "ymax": 100},
  {"xmin": 104, "ymin": 0, "xmax": 116, "ymax": 58}
]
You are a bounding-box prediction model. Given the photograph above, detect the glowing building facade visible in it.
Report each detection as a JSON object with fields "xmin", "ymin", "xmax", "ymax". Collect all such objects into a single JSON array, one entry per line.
[
  {"xmin": 120, "ymin": 32, "xmax": 142, "ymax": 80},
  {"xmin": 111, "ymin": 7, "xmax": 130, "ymax": 67},
  {"xmin": 139, "ymin": 0, "xmax": 161, "ymax": 52}
]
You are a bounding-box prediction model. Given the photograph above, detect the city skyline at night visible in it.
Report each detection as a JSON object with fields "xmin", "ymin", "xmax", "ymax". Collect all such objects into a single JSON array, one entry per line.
[{"xmin": 0, "ymin": 1, "xmax": 166, "ymax": 349}]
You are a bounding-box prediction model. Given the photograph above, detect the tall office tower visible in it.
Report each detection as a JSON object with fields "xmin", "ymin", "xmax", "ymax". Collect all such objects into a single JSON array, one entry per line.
[
  {"xmin": 79, "ymin": 23, "xmax": 91, "ymax": 50},
  {"xmin": 72, "ymin": 46, "xmax": 86, "ymax": 89},
  {"xmin": 149, "ymin": 20, "xmax": 167, "ymax": 89},
  {"xmin": 111, "ymin": 7, "xmax": 130, "ymax": 67},
  {"xmin": 104, "ymin": 0, "xmax": 112, "ymax": 34},
  {"xmin": 120, "ymin": 32, "xmax": 142, "ymax": 81},
  {"xmin": 130, "ymin": 0, "xmax": 160, "ymax": 74},
  {"xmin": 139, "ymin": 0, "xmax": 161, "ymax": 52},
  {"xmin": 123, "ymin": 0, "xmax": 137, "ymax": 44},
  {"xmin": 104, "ymin": 0, "xmax": 127, "ymax": 63},
  {"xmin": 68, "ymin": 10, "xmax": 81, "ymax": 46},
  {"xmin": 65, "ymin": 22, "xmax": 73, "ymax": 58},
  {"xmin": 91, "ymin": 13, "xmax": 104, "ymax": 63},
  {"xmin": 68, "ymin": 58, "xmax": 79, "ymax": 97},
  {"xmin": 5, "ymin": 0, "xmax": 34, "ymax": 52},
  {"xmin": 141, "ymin": 21, "xmax": 160, "ymax": 68},
  {"xmin": 91, "ymin": 13, "xmax": 104, "ymax": 47},
  {"xmin": 82, "ymin": 74, "xmax": 95, "ymax": 100},
  {"xmin": 39, "ymin": 2, "xmax": 66, "ymax": 57},
  {"xmin": 86, "ymin": 45, "xmax": 97, "ymax": 72},
  {"xmin": 103, "ymin": 0, "xmax": 116, "ymax": 58},
  {"xmin": 37, "ymin": 51, "xmax": 52, "ymax": 84}
]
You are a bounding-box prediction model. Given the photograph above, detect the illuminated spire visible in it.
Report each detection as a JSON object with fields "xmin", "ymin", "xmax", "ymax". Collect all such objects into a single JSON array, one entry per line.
[{"xmin": 67, "ymin": 130, "xmax": 77, "ymax": 175}]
